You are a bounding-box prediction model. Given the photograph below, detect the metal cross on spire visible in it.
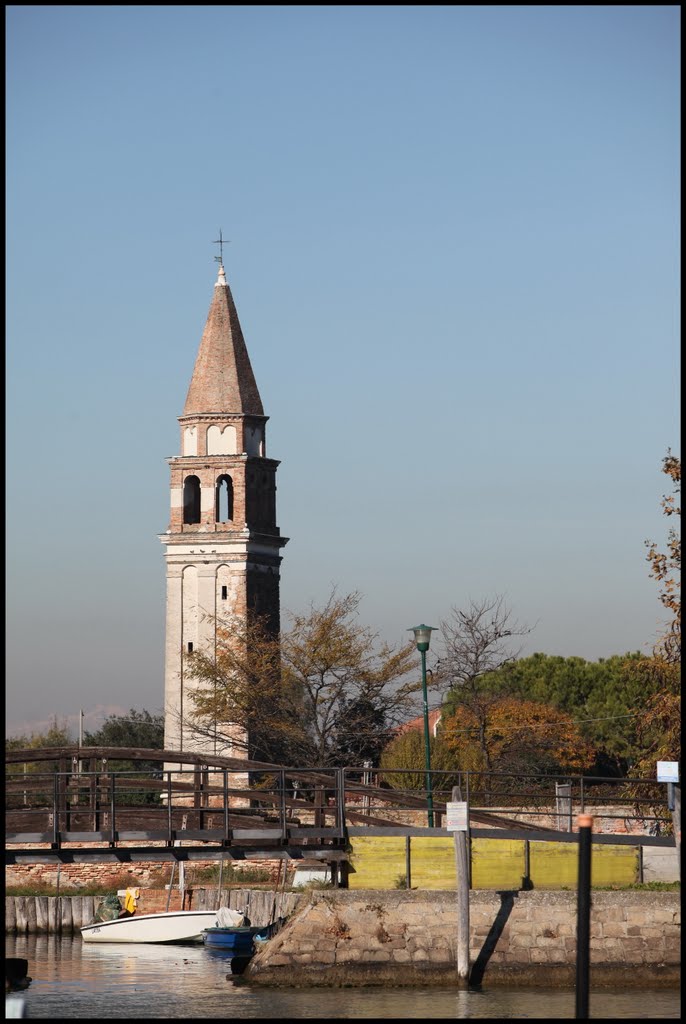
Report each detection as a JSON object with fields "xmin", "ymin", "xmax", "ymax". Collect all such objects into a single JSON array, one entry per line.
[{"xmin": 213, "ymin": 229, "xmax": 229, "ymax": 266}]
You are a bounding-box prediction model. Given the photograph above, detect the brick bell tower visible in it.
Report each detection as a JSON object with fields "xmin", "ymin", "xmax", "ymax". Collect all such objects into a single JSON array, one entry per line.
[{"xmin": 160, "ymin": 254, "xmax": 287, "ymax": 757}]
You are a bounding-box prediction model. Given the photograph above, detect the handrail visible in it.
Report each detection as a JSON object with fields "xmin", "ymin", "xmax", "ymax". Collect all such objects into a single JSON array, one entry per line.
[{"xmin": 6, "ymin": 755, "xmax": 674, "ymax": 856}]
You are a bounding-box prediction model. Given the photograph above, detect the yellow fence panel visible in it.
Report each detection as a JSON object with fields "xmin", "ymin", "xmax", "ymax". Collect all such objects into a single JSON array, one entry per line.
[
  {"xmin": 406, "ymin": 837, "xmax": 457, "ymax": 890},
  {"xmin": 349, "ymin": 836, "xmax": 408, "ymax": 889},
  {"xmin": 529, "ymin": 841, "xmax": 638, "ymax": 888},
  {"xmin": 471, "ymin": 838, "xmax": 524, "ymax": 889},
  {"xmin": 348, "ymin": 836, "xmax": 640, "ymax": 890}
]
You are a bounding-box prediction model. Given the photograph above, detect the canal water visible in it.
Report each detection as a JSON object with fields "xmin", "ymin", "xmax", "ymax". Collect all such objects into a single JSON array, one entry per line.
[{"xmin": 6, "ymin": 935, "xmax": 680, "ymax": 1019}]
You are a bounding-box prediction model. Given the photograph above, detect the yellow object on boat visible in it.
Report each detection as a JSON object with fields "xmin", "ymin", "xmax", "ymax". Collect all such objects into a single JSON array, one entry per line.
[{"xmin": 123, "ymin": 888, "xmax": 140, "ymax": 914}]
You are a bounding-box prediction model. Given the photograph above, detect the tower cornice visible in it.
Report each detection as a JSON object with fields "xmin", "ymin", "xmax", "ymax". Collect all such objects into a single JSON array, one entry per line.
[
  {"xmin": 165, "ymin": 455, "xmax": 281, "ymax": 469},
  {"xmin": 158, "ymin": 531, "xmax": 289, "ymax": 549},
  {"xmin": 178, "ymin": 412, "xmax": 269, "ymax": 424}
]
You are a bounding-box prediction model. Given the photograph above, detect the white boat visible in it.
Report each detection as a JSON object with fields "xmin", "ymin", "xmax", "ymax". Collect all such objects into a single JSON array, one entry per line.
[{"xmin": 81, "ymin": 909, "xmax": 220, "ymax": 944}]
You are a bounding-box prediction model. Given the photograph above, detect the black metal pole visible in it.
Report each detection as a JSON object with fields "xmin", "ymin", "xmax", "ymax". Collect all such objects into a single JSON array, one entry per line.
[{"xmin": 576, "ymin": 813, "xmax": 593, "ymax": 1019}]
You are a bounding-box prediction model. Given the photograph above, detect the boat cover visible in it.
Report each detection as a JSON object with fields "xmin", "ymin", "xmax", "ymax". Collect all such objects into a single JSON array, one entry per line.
[{"xmin": 216, "ymin": 907, "xmax": 245, "ymax": 928}]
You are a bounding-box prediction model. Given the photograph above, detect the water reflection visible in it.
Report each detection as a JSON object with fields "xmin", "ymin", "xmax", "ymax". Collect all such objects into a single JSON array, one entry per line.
[{"xmin": 6, "ymin": 934, "xmax": 680, "ymax": 1019}]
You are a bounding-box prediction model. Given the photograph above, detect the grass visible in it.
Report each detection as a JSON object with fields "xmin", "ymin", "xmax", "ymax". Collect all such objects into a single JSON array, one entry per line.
[
  {"xmin": 292, "ymin": 879, "xmax": 333, "ymax": 891},
  {"xmin": 591, "ymin": 881, "xmax": 680, "ymax": 892},
  {"xmin": 556, "ymin": 881, "xmax": 680, "ymax": 892},
  {"xmin": 185, "ymin": 863, "xmax": 272, "ymax": 886}
]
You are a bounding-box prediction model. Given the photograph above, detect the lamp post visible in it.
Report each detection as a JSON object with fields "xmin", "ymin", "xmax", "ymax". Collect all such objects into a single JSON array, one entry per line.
[{"xmin": 409, "ymin": 624, "xmax": 437, "ymax": 827}]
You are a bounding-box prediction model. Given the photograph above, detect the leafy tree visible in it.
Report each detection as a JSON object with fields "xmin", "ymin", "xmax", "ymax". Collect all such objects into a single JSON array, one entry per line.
[
  {"xmin": 5, "ymin": 718, "xmax": 76, "ymax": 808},
  {"xmin": 330, "ymin": 696, "xmax": 392, "ymax": 766},
  {"xmin": 470, "ymin": 651, "xmax": 653, "ymax": 772},
  {"xmin": 82, "ymin": 709, "xmax": 165, "ymax": 805},
  {"xmin": 184, "ymin": 589, "xmax": 424, "ymax": 767},
  {"xmin": 6, "ymin": 717, "xmax": 73, "ymax": 753},
  {"xmin": 83, "ymin": 708, "xmax": 164, "ymax": 751},
  {"xmin": 379, "ymin": 729, "xmax": 459, "ymax": 793}
]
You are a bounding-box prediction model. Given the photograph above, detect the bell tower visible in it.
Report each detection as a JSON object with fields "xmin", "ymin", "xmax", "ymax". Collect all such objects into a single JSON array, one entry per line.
[{"xmin": 160, "ymin": 254, "xmax": 287, "ymax": 756}]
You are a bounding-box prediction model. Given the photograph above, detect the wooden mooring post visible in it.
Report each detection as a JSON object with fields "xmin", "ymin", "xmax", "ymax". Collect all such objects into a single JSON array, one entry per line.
[
  {"xmin": 450, "ymin": 785, "xmax": 470, "ymax": 988},
  {"xmin": 670, "ymin": 784, "xmax": 680, "ymax": 881}
]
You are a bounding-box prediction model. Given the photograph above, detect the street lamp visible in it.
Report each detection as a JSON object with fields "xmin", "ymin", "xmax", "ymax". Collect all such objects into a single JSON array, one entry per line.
[{"xmin": 408, "ymin": 624, "xmax": 437, "ymax": 827}]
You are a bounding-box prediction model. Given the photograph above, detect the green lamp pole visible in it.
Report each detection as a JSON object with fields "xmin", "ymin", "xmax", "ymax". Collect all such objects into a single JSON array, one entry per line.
[{"xmin": 409, "ymin": 624, "xmax": 437, "ymax": 828}]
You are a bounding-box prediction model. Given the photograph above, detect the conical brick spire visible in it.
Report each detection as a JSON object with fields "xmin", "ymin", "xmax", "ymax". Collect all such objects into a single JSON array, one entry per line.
[{"xmin": 183, "ymin": 264, "xmax": 264, "ymax": 417}]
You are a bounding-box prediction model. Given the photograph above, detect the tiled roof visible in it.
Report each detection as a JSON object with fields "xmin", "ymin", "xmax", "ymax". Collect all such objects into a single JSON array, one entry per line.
[
  {"xmin": 395, "ymin": 708, "xmax": 442, "ymax": 737},
  {"xmin": 183, "ymin": 265, "xmax": 264, "ymax": 417}
]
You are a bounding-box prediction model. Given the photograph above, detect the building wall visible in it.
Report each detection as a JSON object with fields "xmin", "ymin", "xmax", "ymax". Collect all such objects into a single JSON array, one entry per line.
[{"xmin": 5, "ymin": 858, "xmax": 286, "ymax": 892}]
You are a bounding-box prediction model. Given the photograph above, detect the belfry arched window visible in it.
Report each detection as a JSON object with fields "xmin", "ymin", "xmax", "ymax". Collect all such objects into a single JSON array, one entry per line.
[
  {"xmin": 183, "ymin": 475, "xmax": 201, "ymax": 524},
  {"xmin": 216, "ymin": 474, "xmax": 234, "ymax": 523}
]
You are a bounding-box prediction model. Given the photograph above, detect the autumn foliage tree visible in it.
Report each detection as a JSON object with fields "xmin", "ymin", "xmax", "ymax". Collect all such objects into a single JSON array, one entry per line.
[
  {"xmin": 441, "ymin": 697, "xmax": 596, "ymax": 780},
  {"xmin": 631, "ymin": 450, "xmax": 681, "ymax": 778},
  {"xmin": 180, "ymin": 611, "xmax": 298, "ymax": 765},
  {"xmin": 645, "ymin": 449, "xmax": 680, "ymax": 665},
  {"xmin": 184, "ymin": 589, "xmax": 424, "ymax": 767},
  {"xmin": 471, "ymin": 650, "xmax": 654, "ymax": 774}
]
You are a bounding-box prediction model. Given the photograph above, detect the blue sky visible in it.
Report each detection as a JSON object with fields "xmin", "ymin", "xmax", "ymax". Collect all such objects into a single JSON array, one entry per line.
[{"xmin": 6, "ymin": 6, "xmax": 680, "ymax": 737}]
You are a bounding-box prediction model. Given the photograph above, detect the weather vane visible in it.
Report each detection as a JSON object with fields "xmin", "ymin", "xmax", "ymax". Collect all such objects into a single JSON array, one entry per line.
[{"xmin": 213, "ymin": 229, "xmax": 229, "ymax": 266}]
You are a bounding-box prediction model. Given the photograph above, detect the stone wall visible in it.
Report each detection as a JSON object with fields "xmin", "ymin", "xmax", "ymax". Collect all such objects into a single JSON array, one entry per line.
[
  {"xmin": 244, "ymin": 889, "xmax": 681, "ymax": 988},
  {"xmin": 5, "ymin": 858, "xmax": 287, "ymax": 890}
]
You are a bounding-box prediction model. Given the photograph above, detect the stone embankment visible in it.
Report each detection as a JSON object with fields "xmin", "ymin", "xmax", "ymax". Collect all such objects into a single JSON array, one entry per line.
[
  {"xmin": 6, "ymin": 888, "xmax": 680, "ymax": 988},
  {"xmin": 244, "ymin": 889, "xmax": 681, "ymax": 988}
]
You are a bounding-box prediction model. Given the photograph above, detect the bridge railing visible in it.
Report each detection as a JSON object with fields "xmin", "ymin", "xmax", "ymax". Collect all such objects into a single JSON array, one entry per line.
[
  {"xmin": 341, "ymin": 766, "xmax": 673, "ymax": 837},
  {"xmin": 5, "ymin": 764, "xmax": 349, "ymax": 847},
  {"xmin": 5, "ymin": 761, "xmax": 674, "ymax": 849}
]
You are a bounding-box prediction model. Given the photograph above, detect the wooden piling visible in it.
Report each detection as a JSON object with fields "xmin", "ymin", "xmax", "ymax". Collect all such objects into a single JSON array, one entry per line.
[
  {"xmin": 451, "ymin": 785, "xmax": 470, "ymax": 988},
  {"xmin": 671, "ymin": 785, "xmax": 680, "ymax": 881}
]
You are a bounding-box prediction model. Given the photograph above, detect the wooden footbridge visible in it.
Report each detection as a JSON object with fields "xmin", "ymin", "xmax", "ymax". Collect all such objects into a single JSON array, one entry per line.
[{"xmin": 5, "ymin": 747, "xmax": 675, "ymax": 876}]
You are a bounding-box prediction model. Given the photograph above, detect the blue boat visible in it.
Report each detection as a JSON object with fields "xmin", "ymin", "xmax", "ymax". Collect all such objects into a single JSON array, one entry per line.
[{"xmin": 202, "ymin": 925, "xmax": 266, "ymax": 953}]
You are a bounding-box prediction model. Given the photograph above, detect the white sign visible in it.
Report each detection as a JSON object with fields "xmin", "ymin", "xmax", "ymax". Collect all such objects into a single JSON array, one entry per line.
[
  {"xmin": 446, "ymin": 801, "xmax": 468, "ymax": 832},
  {"xmin": 656, "ymin": 761, "xmax": 679, "ymax": 783}
]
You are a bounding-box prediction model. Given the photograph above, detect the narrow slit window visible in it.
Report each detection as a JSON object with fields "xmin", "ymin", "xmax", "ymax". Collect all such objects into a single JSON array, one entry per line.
[
  {"xmin": 187, "ymin": 642, "xmax": 194, "ymax": 653},
  {"xmin": 221, "ymin": 586, "xmax": 228, "ymax": 600}
]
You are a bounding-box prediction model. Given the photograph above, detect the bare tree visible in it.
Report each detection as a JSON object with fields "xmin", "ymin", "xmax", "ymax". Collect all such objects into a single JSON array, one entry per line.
[
  {"xmin": 439, "ymin": 596, "xmax": 532, "ymax": 688},
  {"xmin": 438, "ymin": 596, "xmax": 534, "ymax": 776}
]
